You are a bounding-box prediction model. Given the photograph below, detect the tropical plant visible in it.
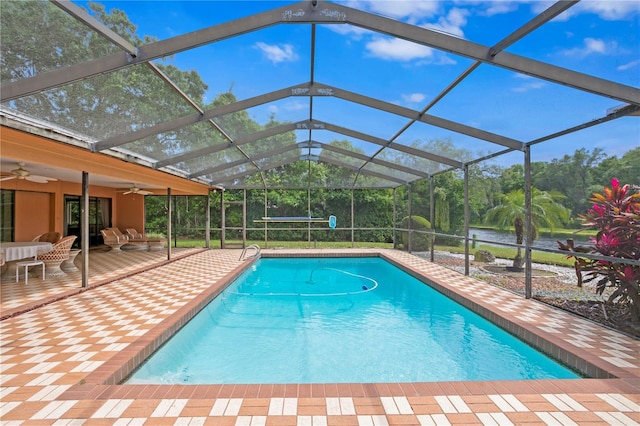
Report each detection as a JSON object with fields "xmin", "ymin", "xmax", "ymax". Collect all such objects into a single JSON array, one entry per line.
[
  {"xmin": 485, "ymin": 188, "xmax": 571, "ymax": 269},
  {"xmin": 558, "ymin": 178, "xmax": 640, "ymax": 321}
]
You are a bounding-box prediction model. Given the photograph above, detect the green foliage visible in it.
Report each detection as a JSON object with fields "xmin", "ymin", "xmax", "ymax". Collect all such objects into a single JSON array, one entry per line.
[
  {"xmin": 499, "ymin": 164, "xmax": 525, "ymax": 194},
  {"xmin": 434, "ymin": 187, "xmax": 450, "ymax": 232},
  {"xmin": 145, "ymin": 232, "xmax": 165, "ymax": 240},
  {"xmin": 532, "ymin": 148, "xmax": 607, "ymax": 214},
  {"xmin": 484, "ymin": 188, "xmax": 571, "ymax": 242},
  {"xmin": 399, "ymin": 215, "xmax": 431, "ymax": 251},
  {"xmin": 559, "ymin": 179, "xmax": 640, "ymax": 321}
]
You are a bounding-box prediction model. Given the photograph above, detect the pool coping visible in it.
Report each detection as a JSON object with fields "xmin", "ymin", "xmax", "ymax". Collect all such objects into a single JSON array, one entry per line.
[{"xmin": 60, "ymin": 249, "xmax": 640, "ymax": 401}]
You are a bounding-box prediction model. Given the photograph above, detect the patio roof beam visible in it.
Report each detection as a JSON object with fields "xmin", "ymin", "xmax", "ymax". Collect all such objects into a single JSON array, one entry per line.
[
  {"xmin": 371, "ymin": 2, "xmax": 577, "ymax": 173},
  {"xmin": 527, "ymin": 104, "xmax": 640, "ymax": 147},
  {"xmin": 6, "ymin": 1, "xmax": 639, "ymax": 107},
  {"xmin": 318, "ymin": 155, "xmax": 407, "ymax": 185},
  {"xmin": 489, "ymin": 1, "xmax": 579, "ymax": 57},
  {"xmin": 214, "ymin": 155, "xmax": 302, "ymax": 185},
  {"xmin": 214, "ymin": 152, "xmax": 405, "ymax": 187},
  {"xmin": 146, "ymin": 62, "xmax": 264, "ymax": 183},
  {"xmin": 366, "ymin": 1, "xmax": 576, "ymax": 162},
  {"xmin": 155, "ymin": 122, "xmax": 299, "ymax": 169},
  {"xmin": 94, "ymin": 84, "xmax": 304, "ymax": 151},
  {"xmin": 320, "ymin": 143, "xmax": 430, "ymax": 178},
  {"xmin": 190, "ymin": 142, "xmax": 304, "ymax": 179},
  {"xmin": 206, "ymin": 141, "xmax": 429, "ymax": 184},
  {"xmin": 1, "ymin": 1, "xmax": 314, "ymax": 101},
  {"xmin": 50, "ymin": 0, "xmax": 138, "ymax": 57},
  {"xmin": 324, "ymin": 3, "xmax": 640, "ymax": 106},
  {"xmin": 319, "ymin": 83, "xmax": 523, "ymax": 150},
  {"xmin": 322, "ymin": 122, "xmax": 463, "ymax": 168},
  {"xmin": 464, "ymin": 104, "xmax": 640, "ymax": 167}
]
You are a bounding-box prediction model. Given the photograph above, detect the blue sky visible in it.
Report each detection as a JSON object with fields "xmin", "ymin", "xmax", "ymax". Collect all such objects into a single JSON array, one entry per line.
[{"xmin": 76, "ymin": 0, "xmax": 639, "ymax": 167}]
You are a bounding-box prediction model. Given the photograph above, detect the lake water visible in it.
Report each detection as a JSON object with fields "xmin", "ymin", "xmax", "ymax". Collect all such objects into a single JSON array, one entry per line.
[{"xmin": 468, "ymin": 228, "xmax": 590, "ymax": 250}]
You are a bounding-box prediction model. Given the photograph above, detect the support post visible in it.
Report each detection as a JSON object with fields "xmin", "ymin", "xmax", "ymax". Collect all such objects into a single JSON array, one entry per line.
[
  {"xmin": 429, "ymin": 176, "xmax": 435, "ymax": 262},
  {"xmin": 307, "ymin": 186, "xmax": 311, "ymax": 248},
  {"xmin": 243, "ymin": 189, "xmax": 247, "ymax": 248},
  {"xmin": 221, "ymin": 190, "xmax": 226, "ymax": 248},
  {"xmin": 351, "ymin": 189, "xmax": 355, "ymax": 247},
  {"xmin": 392, "ymin": 188, "xmax": 397, "ymax": 249},
  {"xmin": 205, "ymin": 191, "xmax": 211, "ymax": 249},
  {"xmin": 167, "ymin": 188, "xmax": 172, "ymax": 261},
  {"xmin": 408, "ymin": 183, "xmax": 412, "ymax": 253},
  {"xmin": 81, "ymin": 171, "xmax": 89, "ymax": 288},
  {"xmin": 464, "ymin": 165, "xmax": 470, "ymax": 276},
  {"xmin": 264, "ymin": 189, "xmax": 268, "ymax": 248},
  {"xmin": 524, "ymin": 146, "xmax": 533, "ymax": 298}
]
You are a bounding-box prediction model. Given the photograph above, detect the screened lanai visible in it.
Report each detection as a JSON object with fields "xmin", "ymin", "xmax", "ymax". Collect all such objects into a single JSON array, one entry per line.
[{"xmin": 1, "ymin": 1, "xmax": 639, "ymax": 293}]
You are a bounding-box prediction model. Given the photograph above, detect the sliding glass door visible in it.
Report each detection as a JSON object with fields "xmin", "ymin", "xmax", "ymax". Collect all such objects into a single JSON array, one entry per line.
[{"xmin": 64, "ymin": 196, "xmax": 111, "ymax": 248}]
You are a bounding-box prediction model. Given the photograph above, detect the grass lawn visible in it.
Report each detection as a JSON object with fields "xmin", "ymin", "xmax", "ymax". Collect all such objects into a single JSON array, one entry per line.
[
  {"xmin": 173, "ymin": 238, "xmax": 574, "ymax": 267},
  {"xmin": 435, "ymin": 243, "xmax": 575, "ymax": 267}
]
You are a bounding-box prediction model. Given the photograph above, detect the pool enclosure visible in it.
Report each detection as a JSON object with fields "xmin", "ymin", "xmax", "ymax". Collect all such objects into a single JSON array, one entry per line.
[{"xmin": 1, "ymin": 1, "xmax": 638, "ymax": 293}]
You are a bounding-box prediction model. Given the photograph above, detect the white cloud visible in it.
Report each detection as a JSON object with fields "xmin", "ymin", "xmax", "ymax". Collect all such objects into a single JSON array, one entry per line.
[
  {"xmin": 617, "ymin": 59, "xmax": 639, "ymax": 71},
  {"xmin": 254, "ymin": 42, "xmax": 298, "ymax": 64},
  {"xmin": 366, "ymin": 37, "xmax": 434, "ymax": 61},
  {"xmin": 402, "ymin": 93, "xmax": 427, "ymax": 103},
  {"xmin": 512, "ymin": 73, "xmax": 545, "ymax": 92},
  {"xmin": 576, "ymin": 1, "xmax": 640, "ymax": 20},
  {"xmin": 511, "ymin": 81, "xmax": 545, "ymax": 93},
  {"xmin": 329, "ymin": 23, "xmax": 372, "ymax": 39},
  {"xmin": 268, "ymin": 105, "xmax": 279, "ymax": 114},
  {"xmin": 332, "ymin": 2, "xmax": 468, "ymax": 64},
  {"xmin": 423, "ymin": 7, "xmax": 469, "ymax": 38},
  {"xmin": 534, "ymin": 0, "xmax": 639, "ymax": 21},
  {"xmin": 584, "ymin": 38, "xmax": 607, "ymax": 54},
  {"xmin": 285, "ymin": 100, "xmax": 308, "ymax": 111},
  {"xmin": 485, "ymin": 2, "xmax": 517, "ymax": 16},
  {"xmin": 343, "ymin": 0, "xmax": 440, "ymax": 21},
  {"xmin": 561, "ymin": 37, "xmax": 618, "ymax": 57}
]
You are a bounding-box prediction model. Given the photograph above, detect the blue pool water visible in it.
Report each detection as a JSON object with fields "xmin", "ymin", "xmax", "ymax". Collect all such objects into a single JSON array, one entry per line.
[{"xmin": 127, "ymin": 257, "xmax": 579, "ymax": 384}]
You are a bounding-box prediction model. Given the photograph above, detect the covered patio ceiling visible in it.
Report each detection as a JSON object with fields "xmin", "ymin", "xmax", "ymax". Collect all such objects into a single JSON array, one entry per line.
[{"xmin": 1, "ymin": 0, "xmax": 638, "ymax": 190}]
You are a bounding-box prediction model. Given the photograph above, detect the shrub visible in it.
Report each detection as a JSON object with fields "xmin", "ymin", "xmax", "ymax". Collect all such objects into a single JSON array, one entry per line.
[
  {"xmin": 558, "ymin": 178, "xmax": 640, "ymax": 321},
  {"xmin": 474, "ymin": 249, "xmax": 495, "ymax": 263},
  {"xmin": 399, "ymin": 215, "xmax": 431, "ymax": 251},
  {"xmin": 146, "ymin": 232, "xmax": 166, "ymax": 240}
]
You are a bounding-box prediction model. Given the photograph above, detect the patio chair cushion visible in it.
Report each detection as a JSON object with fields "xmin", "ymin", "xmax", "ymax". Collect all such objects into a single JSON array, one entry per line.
[
  {"xmin": 101, "ymin": 228, "xmax": 129, "ymax": 244},
  {"xmin": 126, "ymin": 228, "xmax": 148, "ymax": 242}
]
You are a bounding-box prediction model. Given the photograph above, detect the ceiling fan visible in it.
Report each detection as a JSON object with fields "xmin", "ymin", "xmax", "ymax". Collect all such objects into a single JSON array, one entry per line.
[
  {"xmin": 0, "ymin": 162, "xmax": 58, "ymax": 183},
  {"xmin": 118, "ymin": 184, "xmax": 154, "ymax": 196}
]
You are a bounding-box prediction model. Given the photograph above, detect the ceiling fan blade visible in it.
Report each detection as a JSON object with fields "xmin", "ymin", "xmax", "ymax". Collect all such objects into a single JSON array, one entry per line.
[
  {"xmin": 138, "ymin": 190, "xmax": 153, "ymax": 195},
  {"xmin": 26, "ymin": 175, "xmax": 58, "ymax": 183},
  {"xmin": 122, "ymin": 191, "xmax": 133, "ymax": 195},
  {"xmin": 0, "ymin": 175, "xmax": 17, "ymax": 181}
]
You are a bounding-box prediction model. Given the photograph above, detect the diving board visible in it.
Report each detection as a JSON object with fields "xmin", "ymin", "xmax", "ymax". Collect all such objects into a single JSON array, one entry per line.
[{"xmin": 254, "ymin": 215, "xmax": 337, "ymax": 229}]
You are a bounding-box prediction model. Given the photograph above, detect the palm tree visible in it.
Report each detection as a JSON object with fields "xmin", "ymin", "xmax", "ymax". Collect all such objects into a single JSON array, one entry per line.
[{"xmin": 485, "ymin": 188, "xmax": 571, "ymax": 269}]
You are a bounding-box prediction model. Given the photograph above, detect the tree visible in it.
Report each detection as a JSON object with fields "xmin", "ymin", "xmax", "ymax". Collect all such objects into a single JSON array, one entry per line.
[
  {"xmin": 498, "ymin": 164, "xmax": 524, "ymax": 194},
  {"xmin": 533, "ymin": 148, "xmax": 606, "ymax": 214},
  {"xmin": 485, "ymin": 188, "xmax": 571, "ymax": 269},
  {"xmin": 593, "ymin": 147, "xmax": 640, "ymax": 189}
]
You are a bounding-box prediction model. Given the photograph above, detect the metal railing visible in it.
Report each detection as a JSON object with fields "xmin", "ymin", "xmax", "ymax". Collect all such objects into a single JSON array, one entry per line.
[{"xmin": 239, "ymin": 244, "xmax": 261, "ymax": 261}]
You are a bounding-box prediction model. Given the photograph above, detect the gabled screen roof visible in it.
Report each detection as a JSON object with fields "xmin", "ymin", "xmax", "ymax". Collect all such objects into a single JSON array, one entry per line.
[{"xmin": 1, "ymin": 0, "xmax": 638, "ymax": 189}]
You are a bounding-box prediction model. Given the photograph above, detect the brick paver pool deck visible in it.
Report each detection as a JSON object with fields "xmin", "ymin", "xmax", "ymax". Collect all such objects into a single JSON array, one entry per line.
[{"xmin": 1, "ymin": 248, "xmax": 638, "ymax": 425}]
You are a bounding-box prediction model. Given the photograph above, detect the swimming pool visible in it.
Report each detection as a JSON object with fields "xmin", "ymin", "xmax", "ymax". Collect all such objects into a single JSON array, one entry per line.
[{"xmin": 126, "ymin": 257, "xmax": 579, "ymax": 384}]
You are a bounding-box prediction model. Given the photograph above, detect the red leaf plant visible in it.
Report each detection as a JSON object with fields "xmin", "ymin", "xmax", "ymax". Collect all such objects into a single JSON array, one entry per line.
[{"xmin": 558, "ymin": 178, "xmax": 640, "ymax": 322}]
